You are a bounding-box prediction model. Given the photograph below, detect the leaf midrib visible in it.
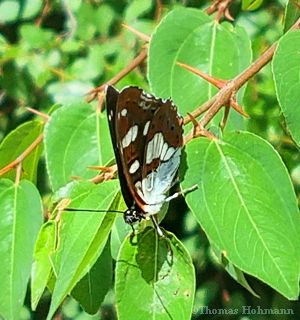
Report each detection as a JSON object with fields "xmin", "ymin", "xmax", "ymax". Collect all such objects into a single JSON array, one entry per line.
[{"xmin": 215, "ymin": 142, "xmax": 293, "ymax": 293}]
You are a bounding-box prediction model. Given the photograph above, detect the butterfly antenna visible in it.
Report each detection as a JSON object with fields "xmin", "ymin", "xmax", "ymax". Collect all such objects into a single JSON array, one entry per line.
[{"xmin": 61, "ymin": 208, "xmax": 125, "ymax": 214}]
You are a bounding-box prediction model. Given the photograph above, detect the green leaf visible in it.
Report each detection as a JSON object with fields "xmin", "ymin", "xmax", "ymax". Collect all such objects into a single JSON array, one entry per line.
[
  {"xmin": 272, "ymin": 30, "xmax": 300, "ymax": 147},
  {"xmin": 283, "ymin": 0, "xmax": 300, "ymax": 32},
  {"xmin": 21, "ymin": 52, "xmax": 59, "ymax": 87},
  {"xmin": 148, "ymin": 8, "xmax": 251, "ymax": 130},
  {"xmin": 19, "ymin": 0, "xmax": 43, "ymax": 19},
  {"xmin": 110, "ymin": 215, "xmax": 131, "ymax": 261},
  {"xmin": 116, "ymin": 228, "xmax": 195, "ymax": 320},
  {"xmin": 211, "ymin": 246, "xmax": 259, "ymax": 298},
  {"xmin": 1, "ymin": 62, "xmax": 32, "ymax": 103},
  {"xmin": 46, "ymin": 180, "xmax": 120, "ymax": 320},
  {"xmin": 31, "ymin": 221, "xmax": 57, "ymax": 310},
  {"xmin": 0, "ymin": 120, "xmax": 44, "ymax": 183},
  {"xmin": 71, "ymin": 241, "xmax": 112, "ymax": 314},
  {"xmin": 242, "ymin": 0, "xmax": 264, "ymax": 11},
  {"xmin": 124, "ymin": 0, "xmax": 153, "ymax": 23},
  {"xmin": 60, "ymin": 39, "xmax": 83, "ymax": 54},
  {"xmin": 149, "ymin": 8, "xmax": 210, "ymax": 100},
  {"xmin": 0, "ymin": 179, "xmax": 43, "ymax": 320},
  {"xmin": 44, "ymin": 102, "xmax": 113, "ymax": 191},
  {"xmin": 68, "ymin": 45, "xmax": 104, "ymax": 81},
  {"xmin": 76, "ymin": 3, "xmax": 97, "ymax": 41},
  {"xmin": 0, "ymin": 1, "xmax": 20, "ymax": 23},
  {"xmin": 110, "ymin": 196, "xmax": 130, "ymax": 260},
  {"xmin": 19, "ymin": 24, "xmax": 55, "ymax": 49},
  {"xmin": 94, "ymin": 4, "xmax": 115, "ymax": 36},
  {"xmin": 182, "ymin": 131, "xmax": 300, "ymax": 299}
]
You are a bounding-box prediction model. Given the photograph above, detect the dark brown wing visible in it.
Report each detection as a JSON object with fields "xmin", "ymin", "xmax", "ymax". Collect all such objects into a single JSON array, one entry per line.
[
  {"xmin": 106, "ymin": 85, "xmax": 135, "ymax": 209},
  {"xmin": 140, "ymin": 99, "xmax": 184, "ymax": 210},
  {"xmin": 106, "ymin": 85, "xmax": 183, "ymax": 214},
  {"xmin": 114, "ymin": 86, "xmax": 165, "ymax": 211}
]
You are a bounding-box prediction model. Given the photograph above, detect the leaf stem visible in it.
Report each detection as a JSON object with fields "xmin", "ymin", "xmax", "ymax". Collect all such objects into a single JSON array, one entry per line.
[{"xmin": 15, "ymin": 163, "xmax": 22, "ymax": 185}]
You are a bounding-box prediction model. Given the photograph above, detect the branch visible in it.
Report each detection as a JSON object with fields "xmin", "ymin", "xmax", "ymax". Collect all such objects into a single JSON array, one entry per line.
[
  {"xmin": 0, "ymin": 133, "xmax": 44, "ymax": 177},
  {"xmin": 87, "ymin": 48, "xmax": 148, "ymax": 102},
  {"xmin": 25, "ymin": 107, "xmax": 51, "ymax": 121},
  {"xmin": 35, "ymin": 0, "xmax": 51, "ymax": 26},
  {"xmin": 205, "ymin": 0, "xmax": 235, "ymax": 22},
  {"xmin": 89, "ymin": 164, "xmax": 118, "ymax": 184},
  {"xmin": 122, "ymin": 24, "xmax": 151, "ymax": 42},
  {"xmin": 15, "ymin": 163, "xmax": 22, "ymax": 185},
  {"xmin": 184, "ymin": 17, "xmax": 300, "ymax": 144},
  {"xmin": 155, "ymin": 0, "xmax": 163, "ymax": 21}
]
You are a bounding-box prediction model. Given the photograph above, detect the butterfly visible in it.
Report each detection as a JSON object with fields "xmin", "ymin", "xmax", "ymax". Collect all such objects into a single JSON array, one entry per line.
[{"xmin": 105, "ymin": 85, "xmax": 184, "ymax": 236}]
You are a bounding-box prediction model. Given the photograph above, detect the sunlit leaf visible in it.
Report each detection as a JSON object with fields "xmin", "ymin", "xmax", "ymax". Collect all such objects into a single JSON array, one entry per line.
[
  {"xmin": 0, "ymin": 179, "xmax": 43, "ymax": 320},
  {"xmin": 44, "ymin": 102, "xmax": 113, "ymax": 191},
  {"xmin": 182, "ymin": 131, "xmax": 300, "ymax": 299},
  {"xmin": 0, "ymin": 120, "xmax": 43, "ymax": 183},
  {"xmin": 148, "ymin": 8, "xmax": 252, "ymax": 130},
  {"xmin": 272, "ymin": 29, "xmax": 300, "ymax": 148},
  {"xmin": 46, "ymin": 180, "xmax": 120, "ymax": 320},
  {"xmin": 283, "ymin": 0, "xmax": 300, "ymax": 32},
  {"xmin": 31, "ymin": 221, "xmax": 57, "ymax": 310},
  {"xmin": 116, "ymin": 228, "xmax": 195, "ymax": 320}
]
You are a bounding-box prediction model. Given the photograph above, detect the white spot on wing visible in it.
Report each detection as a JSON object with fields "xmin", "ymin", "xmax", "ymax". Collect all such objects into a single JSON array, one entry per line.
[
  {"xmin": 163, "ymin": 147, "xmax": 175, "ymax": 161},
  {"xmin": 122, "ymin": 125, "xmax": 138, "ymax": 148},
  {"xmin": 143, "ymin": 121, "xmax": 151, "ymax": 136},
  {"xmin": 135, "ymin": 181, "xmax": 146, "ymax": 201},
  {"xmin": 132, "ymin": 125, "xmax": 138, "ymax": 141},
  {"xmin": 161, "ymin": 142, "xmax": 168, "ymax": 160},
  {"xmin": 108, "ymin": 114, "xmax": 112, "ymax": 121},
  {"xmin": 129, "ymin": 160, "xmax": 140, "ymax": 174},
  {"xmin": 135, "ymin": 181, "xmax": 142, "ymax": 189},
  {"xmin": 154, "ymin": 133, "xmax": 164, "ymax": 159},
  {"xmin": 146, "ymin": 138, "xmax": 154, "ymax": 164},
  {"xmin": 142, "ymin": 148, "xmax": 182, "ymax": 215},
  {"xmin": 146, "ymin": 132, "xmax": 165, "ymax": 164},
  {"xmin": 121, "ymin": 109, "xmax": 127, "ymax": 116}
]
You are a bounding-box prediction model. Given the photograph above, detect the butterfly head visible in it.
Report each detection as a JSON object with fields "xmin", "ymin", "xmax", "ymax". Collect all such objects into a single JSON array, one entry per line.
[{"xmin": 124, "ymin": 208, "xmax": 144, "ymax": 224}]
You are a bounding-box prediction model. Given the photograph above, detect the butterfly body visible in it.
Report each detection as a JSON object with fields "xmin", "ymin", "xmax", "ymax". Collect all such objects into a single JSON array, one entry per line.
[{"xmin": 105, "ymin": 85, "xmax": 183, "ymax": 229}]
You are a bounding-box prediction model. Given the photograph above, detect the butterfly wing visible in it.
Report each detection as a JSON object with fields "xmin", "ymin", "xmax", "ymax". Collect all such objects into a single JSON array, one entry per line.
[
  {"xmin": 106, "ymin": 86, "xmax": 159, "ymax": 211},
  {"xmin": 141, "ymin": 99, "xmax": 184, "ymax": 213},
  {"xmin": 106, "ymin": 85, "xmax": 132, "ymax": 209},
  {"xmin": 106, "ymin": 85, "xmax": 183, "ymax": 216}
]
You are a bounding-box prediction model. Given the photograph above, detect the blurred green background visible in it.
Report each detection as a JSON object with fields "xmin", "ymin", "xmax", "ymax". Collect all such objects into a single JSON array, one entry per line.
[{"xmin": 1, "ymin": 0, "xmax": 300, "ymax": 319}]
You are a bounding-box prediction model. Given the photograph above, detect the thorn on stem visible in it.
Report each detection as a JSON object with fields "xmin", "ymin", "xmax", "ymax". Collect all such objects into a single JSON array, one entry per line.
[
  {"xmin": 121, "ymin": 24, "xmax": 151, "ymax": 42},
  {"xmin": 230, "ymin": 99, "xmax": 249, "ymax": 118},
  {"xmin": 25, "ymin": 107, "xmax": 51, "ymax": 121},
  {"xmin": 177, "ymin": 62, "xmax": 227, "ymax": 89},
  {"xmin": 186, "ymin": 113, "xmax": 217, "ymax": 141},
  {"xmin": 220, "ymin": 106, "xmax": 230, "ymax": 130}
]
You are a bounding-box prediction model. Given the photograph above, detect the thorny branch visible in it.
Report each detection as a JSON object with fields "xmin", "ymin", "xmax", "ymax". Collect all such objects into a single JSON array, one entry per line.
[
  {"xmin": 0, "ymin": 133, "xmax": 44, "ymax": 177},
  {"xmin": 183, "ymin": 16, "xmax": 300, "ymax": 144},
  {"xmin": 1, "ymin": 4, "xmax": 299, "ymax": 182}
]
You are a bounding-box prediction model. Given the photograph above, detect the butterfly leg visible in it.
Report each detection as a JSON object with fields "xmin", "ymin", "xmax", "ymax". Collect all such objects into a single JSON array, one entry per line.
[
  {"xmin": 164, "ymin": 184, "xmax": 198, "ymax": 203},
  {"xmin": 150, "ymin": 215, "xmax": 164, "ymax": 237}
]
